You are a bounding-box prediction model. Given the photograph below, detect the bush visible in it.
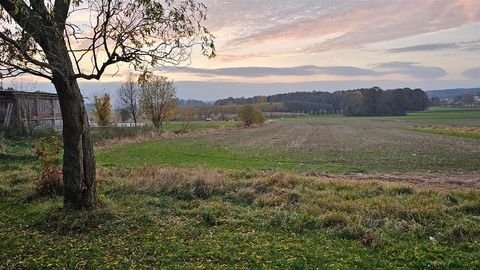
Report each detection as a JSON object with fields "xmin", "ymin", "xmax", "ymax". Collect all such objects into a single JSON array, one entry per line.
[
  {"xmin": 36, "ymin": 166, "xmax": 63, "ymax": 196},
  {"xmin": 35, "ymin": 135, "xmax": 62, "ymax": 168},
  {"xmin": 35, "ymin": 135, "xmax": 63, "ymax": 196},
  {"xmin": 237, "ymin": 105, "xmax": 265, "ymax": 127}
]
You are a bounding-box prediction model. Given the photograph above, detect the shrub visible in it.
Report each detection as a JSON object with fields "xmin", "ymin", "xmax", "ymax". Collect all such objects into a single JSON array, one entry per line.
[
  {"xmin": 35, "ymin": 135, "xmax": 62, "ymax": 168},
  {"xmin": 36, "ymin": 166, "xmax": 63, "ymax": 196},
  {"xmin": 237, "ymin": 105, "xmax": 265, "ymax": 127},
  {"xmin": 226, "ymin": 187, "xmax": 257, "ymax": 205},
  {"xmin": 35, "ymin": 135, "xmax": 63, "ymax": 196}
]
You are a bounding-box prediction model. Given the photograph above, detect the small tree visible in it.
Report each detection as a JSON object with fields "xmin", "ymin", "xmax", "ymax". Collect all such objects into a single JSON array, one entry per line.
[
  {"xmin": 139, "ymin": 75, "xmax": 178, "ymax": 130},
  {"xmin": 118, "ymin": 74, "xmax": 140, "ymax": 126},
  {"xmin": 238, "ymin": 105, "xmax": 265, "ymax": 127},
  {"xmin": 0, "ymin": 0, "xmax": 214, "ymax": 210},
  {"xmin": 93, "ymin": 94, "xmax": 112, "ymax": 126}
]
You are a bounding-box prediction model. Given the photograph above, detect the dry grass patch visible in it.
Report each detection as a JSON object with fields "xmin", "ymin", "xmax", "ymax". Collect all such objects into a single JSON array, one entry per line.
[{"xmin": 110, "ymin": 166, "xmax": 226, "ymax": 199}]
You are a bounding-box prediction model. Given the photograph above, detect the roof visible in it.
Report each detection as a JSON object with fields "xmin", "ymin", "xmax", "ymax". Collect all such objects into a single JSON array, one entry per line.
[{"xmin": 0, "ymin": 90, "xmax": 58, "ymax": 99}]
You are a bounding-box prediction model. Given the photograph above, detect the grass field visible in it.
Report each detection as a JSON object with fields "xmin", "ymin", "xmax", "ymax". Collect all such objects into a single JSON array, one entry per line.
[
  {"xmin": 97, "ymin": 108, "xmax": 480, "ymax": 173},
  {"xmin": 1, "ymin": 108, "xmax": 480, "ymax": 269}
]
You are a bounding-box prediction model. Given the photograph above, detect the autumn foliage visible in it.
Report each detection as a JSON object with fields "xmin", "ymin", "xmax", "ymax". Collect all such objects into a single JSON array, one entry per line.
[
  {"xmin": 35, "ymin": 135, "xmax": 63, "ymax": 196},
  {"xmin": 238, "ymin": 105, "xmax": 265, "ymax": 127},
  {"xmin": 94, "ymin": 94, "xmax": 112, "ymax": 126}
]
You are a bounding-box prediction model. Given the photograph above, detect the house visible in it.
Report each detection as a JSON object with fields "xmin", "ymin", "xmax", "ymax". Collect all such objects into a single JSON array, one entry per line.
[{"xmin": 0, "ymin": 90, "xmax": 62, "ymax": 131}]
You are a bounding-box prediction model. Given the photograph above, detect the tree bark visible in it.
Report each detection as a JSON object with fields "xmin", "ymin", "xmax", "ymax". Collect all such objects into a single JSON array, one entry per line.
[
  {"xmin": 44, "ymin": 35, "xmax": 97, "ymax": 210},
  {"xmin": 53, "ymin": 75, "xmax": 97, "ymax": 210}
]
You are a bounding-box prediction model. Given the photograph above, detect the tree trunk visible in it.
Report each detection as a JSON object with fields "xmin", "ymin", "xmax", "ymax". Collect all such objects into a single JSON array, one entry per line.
[
  {"xmin": 39, "ymin": 33, "xmax": 98, "ymax": 210},
  {"xmin": 53, "ymin": 75, "xmax": 97, "ymax": 210}
]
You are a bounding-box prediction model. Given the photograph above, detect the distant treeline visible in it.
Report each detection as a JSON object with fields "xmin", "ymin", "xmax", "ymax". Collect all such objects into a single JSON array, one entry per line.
[
  {"xmin": 215, "ymin": 87, "xmax": 429, "ymax": 116},
  {"xmin": 426, "ymin": 88, "xmax": 480, "ymax": 99}
]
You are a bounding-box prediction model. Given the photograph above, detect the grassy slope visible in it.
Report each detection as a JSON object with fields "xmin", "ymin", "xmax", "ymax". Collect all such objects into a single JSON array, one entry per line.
[{"xmin": 97, "ymin": 109, "xmax": 480, "ymax": 173}]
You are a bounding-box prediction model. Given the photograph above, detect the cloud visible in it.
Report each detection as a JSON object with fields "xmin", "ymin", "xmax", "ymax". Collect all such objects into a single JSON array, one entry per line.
[
  {"xmin": 165, "ymin": 63, "xmax": 448, "ymax": 79},
  {"xmin": 205, "ymin": 0, "xmax": 480, "ymax": 53},
  {"xmin": 375, "ymin": 62, "xmax": 448, "ymax": 79},
  {"xmin": 387, "ymin": 43, "xmax": 460, "ymax": 53},
  {"xmin": 463, "ymin": 67, "xmax": 480, "ymax": 78},
  {"xmin": 387, "ymin": 40, "xmax": 480, "ymax": 53},
  {"xmin": 165, "ymin": 65, "xmax": 382, "ymax": 77}
]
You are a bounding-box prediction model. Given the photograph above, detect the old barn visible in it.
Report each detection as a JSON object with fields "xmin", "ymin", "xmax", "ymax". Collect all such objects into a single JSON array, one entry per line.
[{"xmin": 0, "ymin": 90, "xmax": 62, "ymax": 132}]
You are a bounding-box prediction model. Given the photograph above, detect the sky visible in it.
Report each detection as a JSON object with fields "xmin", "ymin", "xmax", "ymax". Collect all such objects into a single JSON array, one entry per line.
[{"xmin": 4, "ymin": 0, "xmax": 480, "ymax": 101}]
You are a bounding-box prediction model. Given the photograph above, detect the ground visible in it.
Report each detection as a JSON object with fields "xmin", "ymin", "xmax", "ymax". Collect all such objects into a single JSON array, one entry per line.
[{"xmin": 1, "ymin": 107, "xmax": 479, "ymax": 269}]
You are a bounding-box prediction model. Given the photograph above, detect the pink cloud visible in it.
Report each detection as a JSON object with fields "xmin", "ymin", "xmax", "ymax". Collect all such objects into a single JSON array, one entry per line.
[{"xmin": 205, "ymin": 0, "xmax": 480, "ymax": 53}]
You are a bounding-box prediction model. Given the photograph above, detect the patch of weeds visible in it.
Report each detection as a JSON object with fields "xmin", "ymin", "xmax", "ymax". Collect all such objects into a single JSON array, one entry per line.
[
  {"xmin": 253, "ymin": 172, "xmax": 298, "ymax": 193},
  {"xmin": 460, "ymin": 203, "xmax": 480, "ymax": 215},
  {"xmin": 425, "ymin": 261, "xmax": 448, "ymax": 270},
  {"xmin": 199, "ymin": 203, "xmax": 227, "ymax": 226},
  {"xmin": 442, "ymin": 194, "xmax": 458, "ymax": 207},
  {"xmin": 268, "ymin": 212, "xmax": 319, "ymax": 233},
  {"xmin": 389, "ymin": 186, "xmax": 414, "ymax": 196},
  {"xmin": 335, "ymin": 224, "xmax": 367, "ymax": 240},
  {"xmin": 8, "ymin": 176, "xmax": 31, "ymax": 186},
  {"xmin": 383, "ymin": 219, "xmax": 411, "ymax": 235},
  {"xmin": 287, "ymin": 190, "xmax": 301, "ymax": 204},
  {"xmin": 192, "ymin": 178, "xmax": 218, "ymax": 199},
  {"xmin": 200, "ymin": 209, "xmax": 220, "ymax": 226},
  {"xmin": 225, "ymin": 187, "xmax": 256, "ymax": 206},
  {"xmin": 361, "ymin": 233, "xmax": 380, "ymax": 249},
  {"xmin": 442, "ymin": 224, "xmax": 477, "ymax": 242},
  {"xmin": 0, "ymin": 184, "xmax": 10, "ymax": 196},
  {"xmin": 254, "ymin": 193, "xmax": 286, "ymax": 207},
  {"xmin": 229, "ymin": 169, "xmax": 259, "ymax": 180},
  {"xmin": 318, "ymin": 212, "xmax": 350, "ymax": 228},
  {"xmin": 33, "ymin": 205, "xmax": 122, "ymax": 235},
  {"xmin": 362, "ymin": 186, "xmax": 385, "ymax": 198}
]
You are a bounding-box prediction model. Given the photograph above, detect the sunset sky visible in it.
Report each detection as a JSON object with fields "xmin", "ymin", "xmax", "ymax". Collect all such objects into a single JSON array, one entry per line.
[{"xmin": 5, "ymin": 0, "xmax": 480, "ymax": 100}]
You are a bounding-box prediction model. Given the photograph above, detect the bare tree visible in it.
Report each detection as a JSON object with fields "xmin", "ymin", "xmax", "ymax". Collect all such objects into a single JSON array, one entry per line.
[
  {"xmin": 139, "ymin": 74, "xmax": 178, "ymax": 130},
  {"xmin": 0, "ymin": 0, "xmax": 215, "ymax": 210},
  {"xmin": 118, "ymin": 74, "xmax": 140, "ymax": 126}
]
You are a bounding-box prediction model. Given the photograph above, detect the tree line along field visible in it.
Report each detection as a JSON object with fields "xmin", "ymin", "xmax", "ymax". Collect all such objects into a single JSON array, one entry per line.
[{"xmin": 1, "ymin": 107, "xmax": 480, "ymax": 269}]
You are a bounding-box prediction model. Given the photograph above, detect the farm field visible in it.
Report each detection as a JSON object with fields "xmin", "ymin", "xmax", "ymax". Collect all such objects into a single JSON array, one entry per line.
[
  {"xmin": 97, "ymin": 108, "xmax": 480, "ymax": 174},
  {"xmin": 1, "ymin": 108, "xmax": 480, "ymax": 269}
]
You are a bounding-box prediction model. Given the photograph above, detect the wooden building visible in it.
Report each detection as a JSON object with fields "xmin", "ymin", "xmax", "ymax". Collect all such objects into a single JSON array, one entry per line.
[{"xmin": 0, "ymin": 90, "xmax": 62, "ymax": 131}]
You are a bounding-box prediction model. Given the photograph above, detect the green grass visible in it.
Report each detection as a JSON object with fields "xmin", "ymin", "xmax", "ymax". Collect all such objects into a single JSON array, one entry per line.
[
  {"xmin": 97, "ymin": 109, "xmax": 480, "ymax": 173},
  {"xmin": 1, "ymin": 165, "xmax": 479, "ymax": 269},
  {"xmin": 412, "ymin": 126, "xmax": 480, "ymax": 140},
  {"xmin": 1, "ymin": 108, "xmax": 480, "ymax": 269},
  {"xmin": 279, "ymin": 107, "xmax": 480, "ymax": 125}
]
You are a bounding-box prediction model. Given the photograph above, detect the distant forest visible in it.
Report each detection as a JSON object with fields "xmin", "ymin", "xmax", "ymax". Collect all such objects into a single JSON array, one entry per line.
[{"xmin": 215, "ymin": 87, "xmax": 430, "ymax": 116}]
